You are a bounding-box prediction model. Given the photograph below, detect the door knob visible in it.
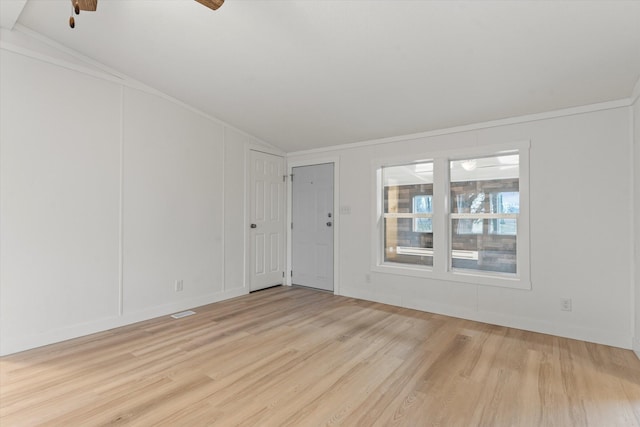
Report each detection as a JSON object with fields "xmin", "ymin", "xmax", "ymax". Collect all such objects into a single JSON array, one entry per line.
[
  {"xmin": 326, "ymin": 222, "xmax": 332, "ymax": 227},
  {"xmin": 250, "ymin": 223, "xmax": 257, "ymax": 228}
]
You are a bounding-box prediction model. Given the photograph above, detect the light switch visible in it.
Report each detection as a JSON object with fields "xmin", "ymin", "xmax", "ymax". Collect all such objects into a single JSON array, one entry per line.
[{"xmin": 339, "ymin": 206, "xmax": 351, "ymax": 215}]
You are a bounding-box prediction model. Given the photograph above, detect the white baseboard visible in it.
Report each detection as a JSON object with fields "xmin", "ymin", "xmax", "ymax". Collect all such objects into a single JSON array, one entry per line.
[
  {"xmin": 4, "ymin": 286, "xmax": 632, "ymax": 356},
  {"xmin": 0, "ymin": 287, "xmax": 248, "ymax": 356},
  {"xmin": 340, "ymin": 288, "xmax": 632, "ymax": 350}
]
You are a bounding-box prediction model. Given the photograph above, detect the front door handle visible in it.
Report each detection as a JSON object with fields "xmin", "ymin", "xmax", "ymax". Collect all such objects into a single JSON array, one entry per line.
[
  {"xmin": 250, "ymin": 223, "xmax": 257, "ymax": 229},
  {"xmin": 326, "ymin": 222, "xmax": 332, "ymax": 227}
]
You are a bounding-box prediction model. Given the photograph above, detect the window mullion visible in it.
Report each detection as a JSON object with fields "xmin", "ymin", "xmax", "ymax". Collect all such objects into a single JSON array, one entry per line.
[
  {"xmin": 384, "ymin": 213, "xmax": 433, "ymax": 219},
  {"xmin": 450, "ymin": 213, "xmax": 518, "ymax": 219},
  {"xmin": 432, "ymin": 157, "xmax": 449, "ymax": 275}
]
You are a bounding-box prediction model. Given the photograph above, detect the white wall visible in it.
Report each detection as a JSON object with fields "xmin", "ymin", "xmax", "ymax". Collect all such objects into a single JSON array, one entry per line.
[
  {"xmin": 122, "ymin": 86, "xmax": 227, "ymax": 313},
  {"xmin": 0, "ymin": 49, "xmax": 122, "ymax": 352},
  {"xmin": 224, "ymin": 128, "xmax": 248, "ymax": 292},
  {"xmin": 0, "ymin": 31, "xmax": 269, "ymax": 355},
  {"xmin": 289, "ymin": 107, "xmax": 634, "ymax": 349}
]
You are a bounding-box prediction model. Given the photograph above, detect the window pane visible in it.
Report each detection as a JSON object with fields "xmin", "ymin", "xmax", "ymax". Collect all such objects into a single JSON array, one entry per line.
[
  {"xmin": 450, "ymin": 154, "xmax": 519, "ymax": 183},
  {"xmin": 384, "ymin": 218, "xmax": 433, "ymax": 266},
  {"xmin": 450, "ymin": 154, "xmax": 519, "ymax": 274},
  {"xmin": 451, "ymin": 219, "xmax": 517, "ymax": 274},
  {"xmin": 490, "ymin": 218, "xmax": 517, "ymax": 235},
  {"xmin": 383, "ymin": 162, "xmax": 433, "ymax": 189},
  {"xmin": 491, "ymin": 191, "xmax": 519, "ymax": 214},
  {"xmin": 450, "ymin": 158, "xmax": 520, "ymax": 215},
  {"xmin": 413, "ymin": 195, "xmax": 432, "ymax": 232},
  {"xmin": 456, "ymin": 218, "xmax": 483, "ymax": 234},
  {"xmin": 383, "ymin": 161, "xmax": 433, "ymax": 266}
]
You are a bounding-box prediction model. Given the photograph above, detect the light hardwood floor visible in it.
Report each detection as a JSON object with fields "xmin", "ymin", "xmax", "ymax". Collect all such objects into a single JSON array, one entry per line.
[{"xmin": 1, "ymin": 285, "xmax": 640, "ymax": 426}]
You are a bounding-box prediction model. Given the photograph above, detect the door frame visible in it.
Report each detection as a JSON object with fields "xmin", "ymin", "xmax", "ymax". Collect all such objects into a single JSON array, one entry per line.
[
  {"xmin": 286, "ymin": 156, "xmax": 340, "ymax": 295},
  {"xmin": 245, "ymin": 145, "xmax": 287, "ymax": 292}
]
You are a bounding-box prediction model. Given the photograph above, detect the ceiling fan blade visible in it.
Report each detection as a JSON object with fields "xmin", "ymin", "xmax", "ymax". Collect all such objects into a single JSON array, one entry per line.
[
  {"xmin": 195, "ymin": 0, "xmax": 224, "ymax": 10},
  {"xmin": 72, "ymin": 0, "xmax": 97, "ymax": 12}
]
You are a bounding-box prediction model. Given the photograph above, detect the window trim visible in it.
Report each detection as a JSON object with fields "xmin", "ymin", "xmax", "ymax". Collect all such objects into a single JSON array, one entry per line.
[{"xmin": 371, "ymin": 141, "xmax": 531, "ymax": 290}]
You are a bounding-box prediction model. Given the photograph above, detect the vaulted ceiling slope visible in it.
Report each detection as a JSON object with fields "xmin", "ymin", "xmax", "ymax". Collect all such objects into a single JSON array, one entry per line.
[{"xmin": 8, "ymin": 0, "xmax": 640, "ymax": 152}]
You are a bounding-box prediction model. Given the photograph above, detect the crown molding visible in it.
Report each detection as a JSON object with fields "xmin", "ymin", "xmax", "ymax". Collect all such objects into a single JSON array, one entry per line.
[{"xmin": 287, "ymin": 98, "xmax": 632, "ymax": 157}]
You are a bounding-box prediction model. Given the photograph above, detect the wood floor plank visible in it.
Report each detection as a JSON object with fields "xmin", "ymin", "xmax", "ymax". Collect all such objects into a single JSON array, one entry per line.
[{"xmin": 1, "ymin": 285, "xmax": 639, "ymax": 426}]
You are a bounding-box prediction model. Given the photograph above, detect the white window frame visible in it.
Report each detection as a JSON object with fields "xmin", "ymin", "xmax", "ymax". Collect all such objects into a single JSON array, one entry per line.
[{"xmin": 371, "ymin": 141, "xmax": 531, "ymax": 290}]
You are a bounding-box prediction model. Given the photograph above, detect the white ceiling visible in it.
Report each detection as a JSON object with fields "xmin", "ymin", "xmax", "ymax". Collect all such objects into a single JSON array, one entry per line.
[{"xmin": 8, "ymin": 0, "xmax": 640, "ymax": 152}]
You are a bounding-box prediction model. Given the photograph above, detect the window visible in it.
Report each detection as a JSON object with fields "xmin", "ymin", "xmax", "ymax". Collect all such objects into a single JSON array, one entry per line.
[
  {"xmin": 382, "ymin": 162, "xmax": 434, "ymax": 266},
  {"xmin": 373, "ymin": 142, "xmax": 530, "ymax": 289},
  {"xmin": 450, "ymin": 155, "xmax": 519, "ymax": 274}
]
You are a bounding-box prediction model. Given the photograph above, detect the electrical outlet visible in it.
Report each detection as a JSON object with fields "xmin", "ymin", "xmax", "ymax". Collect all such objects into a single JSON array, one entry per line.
[
  {"xmin": 560, "ymin": 298, "xmax": 572, "ymax": 312},
  {"xmin": 175, "ymin": 280, "xmax": 184, "ymax": 292}
]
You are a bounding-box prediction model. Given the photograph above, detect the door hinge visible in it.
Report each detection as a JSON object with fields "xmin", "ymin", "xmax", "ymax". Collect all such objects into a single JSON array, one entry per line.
[
  {"xmin": 291, "ymin": 270, "xmax": 293, "ymax": 277},
  {"xmin": 291, "ymin": 222, "xmax": 293, "ymax": 229},
  {"xmin": 283, "ymin": 175, "xmax": 286, "ymax": 182},
  {"xmin": 290, "ymin": 174, "xmax": 293, "ymax": 182},
  {"xmin": 282, "ymin": 271, "xmax": 285, "ymax": 278}
]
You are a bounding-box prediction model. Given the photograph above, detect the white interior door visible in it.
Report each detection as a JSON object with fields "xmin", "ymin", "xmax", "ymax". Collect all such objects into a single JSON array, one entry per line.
[
  {"xmin": 291, "ymin": 163, "xmax": 334, "ymax": 291},
  {"xmin": 250, "ymin": 150, "xmax": 285, "ymax": 291}
]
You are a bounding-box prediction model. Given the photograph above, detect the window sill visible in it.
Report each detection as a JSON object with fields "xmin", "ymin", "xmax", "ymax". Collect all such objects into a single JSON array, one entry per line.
[{"xmin": 371, "ymin": 262, "xmax": 531, "ymax": 290}]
